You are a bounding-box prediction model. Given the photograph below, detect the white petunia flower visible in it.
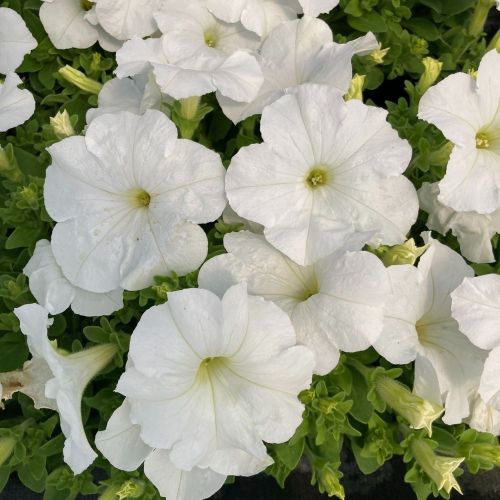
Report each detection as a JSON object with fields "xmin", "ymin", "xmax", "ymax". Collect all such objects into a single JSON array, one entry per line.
[
  {"xmin": 418, "ymin": 182, "xmax": 500, "ymax": 263},
  {"xmin": 199, "ymin": 231, "xmax": 390, "ymax": 375},
  {"xmin": 0, "ymin": 73, "xmax": 35, "ymax": 132},
  {"xmin": 116, "ymin": 0, "xmax": 263, "ymax": 102},
  {"xmin": 226, "ymin": 84, "xmax": 417, "ymax": 266},
  {"xmin": 96, "ymin": 400, "xmax": 227, "ymax": 500},
  {"xmin": 115, "ymin": 283, "xmax": 314, "ymax": 475},
  {"xmin": 44, "ymin": 109, "xmax": 226, "ymax": 293},
  {"xmin": 373, "ymin": 235, "xmax": 487, "ymax": 425},
  {"xmin": 0, "ymin": 7, "xmax": 37, "ymax": 74},
  {"xmin": 418, "ymin": 50, "xmax": 500, "ymax": 214},
  {"xmin": 218, "ymin": 17, "xmax": 378, "ymax": 123},
  {"xmin": 13, "ymin": 304, "xmax": 117, "ymax": 474},
  {"xmin": 24, "ymin": 239, "xmax": 123, "ymax": 317},
  {"xmin": 40, "ymin": 0, "xmax": 121, "ymax": 51},
  {"xmin": 451, "ymin": 275, "xmax": 500, "ymax": 410}
]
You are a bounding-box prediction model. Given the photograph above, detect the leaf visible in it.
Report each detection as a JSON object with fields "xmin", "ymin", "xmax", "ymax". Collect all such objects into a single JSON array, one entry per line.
[
  {"xmin": 274, "ymin": 438, "xmax": 305, "ymax": 470},
  {"xmin": 403, "ymin": 18, "xmax": 441, "ymax": 41},
  {"xmin": 5, "ymin": 226, "xmax": 41, "ymax": 249},
  {"xmin": 347, "ymin": 12, "xmax": 388, "ymax": 33},
  {"xmin": 0, "ymin": 331, "xmax": 28, "ymax": 371}
]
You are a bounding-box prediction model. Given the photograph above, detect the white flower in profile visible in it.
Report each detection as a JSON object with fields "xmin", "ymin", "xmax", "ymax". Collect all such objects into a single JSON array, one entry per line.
[
  {"xmin": 226, "ymin": 84, "xmax": 417, "ymax": 266},
  {"xmin": 418, "ymin": 50, "xmax": 500, "ymax": 214},
  {"xmin": 373, "ymin": 235, "xmax": 487, "ymax": 425},
  {"xmin": 115, "ymin": 284, "xmax": 314, "ymax": 475},
  {"xmin": 219, "ymin": 17, "xmax": 378, "ymax": 123},
  {"xmin": 12, "ymin": 304, "xmax": 118, "ymax": 474},
  {"xmin": 0, "ymin": 73, "xmax": 35, "ymax": 132},
  {"xmin": 44, "ymin": 109, "xmax": 226, "ymax": 293},
  {"xmin": 24, "ymin": 239, "xmax": 123, "ymax": 317},
  {"xmin": 96, "ymin": 400, "xmax": 227, "ymax": 500},
  {"xmin": 418, "ymin": 182, "xmax": 500, "ymax": 263},
  {"xmin": 0, "ymin": 7, "xmax": 37, "ymax": 74},
  {"xmin": 40, "ymin": 0, "xmax": 121, "ymax": 51},
  {"xmin": 199, "ymin": 231, "xmax": 390, "ymax": 375},
  {"xmin": 451, "ymin": 274, "xmax": 500, "ymax": 410},
  {"xmin": 116, "ymin": 0, "xmax": 263, "ymax": 102}
]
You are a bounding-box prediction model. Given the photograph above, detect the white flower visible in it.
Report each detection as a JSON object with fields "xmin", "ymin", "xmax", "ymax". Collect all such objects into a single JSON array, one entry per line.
[
  {"xmin": 451, "ymin": 275, "xmax": 500, "ymax": 409},
  {"xmin": 44, "ymin": 109, "xmax": 226, "ymax": 293},
  {"xmin": 96, "ymin": 400, "xmax": 227, "ymax": 500},
  {"xmin": 218, "ymin": 17, "xmax": 378, "ymax": 123},
  {"xmin": 13, "ymin": 304, "xmax": 117, "ymax": 474},
  {"xmin": 418, "ymin": 182, "xmax": 500, "ymax": 263},
  {"xmin": 418, "ymin": 50, "xmax": 500, "ymax": 214},
  {"xmin": 467, "ymin": 394, "xmax": 500, "ymax": 435},
  {"xmin": 199, "ymin": 231, "xmax": 390, "ymax": 375},
  {"xmin": 116, "ymin": 1, "xmax": 263, "ymax": 102},
  {"xmin": 0, "ymin": 73, "xmax": 35, "ymax": 132},
  {"xmin": 24, "ymin": 239, "xmax": 123, "ymax": 317},
  {"xmin": 373, "ymin": 235, "xmax": 487, "ymax": 425},
  {"xmin": 115, "ymin": 283, "xmax": 314, "ymax": 475},
  {"xmin": 0, "ymin": 7, "xmax": 37, "ymax": 74},
  {"xmin": 94, "ymin": 0, "xmax": 163, "ymax": 41},
  {"xmin": 40, "ymin": 0, "xmax": 121, "ymax": 51},
  {"xmin": 226, "ymin": 84, "xmax": 417, "ymax": 266}
]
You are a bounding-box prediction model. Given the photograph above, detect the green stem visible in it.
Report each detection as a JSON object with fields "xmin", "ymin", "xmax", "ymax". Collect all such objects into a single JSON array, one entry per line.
[{"xmin": 468, "ymin": 0, "xmax": 495, "ymax": 37}]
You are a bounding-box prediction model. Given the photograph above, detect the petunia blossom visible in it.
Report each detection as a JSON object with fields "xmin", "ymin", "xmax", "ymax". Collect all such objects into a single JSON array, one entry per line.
[
  {"xmin": 0, "ymin": 7, "xmax": 37, "ymax": 74},
  {"xmin": 373, "ymin": 235, "xmax": 487, "ymax": 425},
  {"xmin": 418, "ymin": 50, "xmax": 500, "ymax": 214},
  {"xmin": 418, "ymin": 182, "xmax": 500, "ymax": 263},
  {"xmin": 226, "ymin": 84, "xmax": 417, "ymax": 266},
  {"xmin": 24, "ymin": 239, "xmax": 123, "ymax": 317},
  {"xmin": 115, "ymin": 283, "xmax": 314, "ymax": 475},
  {"xmin": 44, "ymin": 109, "xmax": 226, "ymax": 293},
  {"xmin": 12, "ymin": 304, "xmax": 117, "ymax": 474},
  {"xmin": 198, "ymin": 231, "xmax": 390, "ymax": 375},
  {"xmin": 0, "ymin": 73, "xmax": 35, "ymax": 132}
]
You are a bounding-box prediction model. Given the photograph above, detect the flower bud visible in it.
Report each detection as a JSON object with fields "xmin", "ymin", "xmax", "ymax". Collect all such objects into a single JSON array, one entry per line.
[
  {"xmin": 58, "ymin": 66, "xmax": 103, "ymax": 94},
  {"xmin": 375, "ymin": 239, "xmax": 428, "ymax": 267},
  {"xmin": 345, "ymin": 74, "xmax": 366, "ymax": 101},
  {"xmin": 116, "ymin": 479, "xmax": 145, "ymax": 499},
  {"xmin": 416, "ymin": 57, "xmax": 443, "ymax": 95},
  {"xmin": 369, "ymin": 47, "xmax": 390, "ymax": 65},
  {"xmin": 50, "ymin": 110, "xmax": 75, "ymax": 140},
  {"xmin": 317, "ymin": 465, "xmax": 345, "ymax": 500}
]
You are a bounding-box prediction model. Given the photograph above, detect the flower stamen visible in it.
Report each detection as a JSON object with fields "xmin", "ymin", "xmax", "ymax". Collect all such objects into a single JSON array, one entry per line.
[
  {"xmin": 128, "ymin": 188, "xmax": 151, "ymax": 208},
  {"xmin": 80, "ymin": 0, "xmax": 94, "ymax": 11},
  {"xmin": 306, "ymin": 166, "xmax": 329, "ymax": 189},
  {"xmin": 476, "ymin": 132, "xmax": 490, "ymax": 149},
  {"xmin": 204, "ymin": 28, "xmax": 218, "ymax": 48}
]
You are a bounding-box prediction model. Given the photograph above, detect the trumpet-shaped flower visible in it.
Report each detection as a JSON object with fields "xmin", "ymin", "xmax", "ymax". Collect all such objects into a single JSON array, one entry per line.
[
  {"xmin": 44, "ymin": 110, "xmax": 226, "ymax": 293},
  {"xmin": 373, "ymin": 235, "xmax": 487, "ymax": 425},
  {"xmin": 24, "ymin": 239, "xmax": 123, "ymax": 317},
  {"xmin": 218, "ymin": 17, "xmax": 378, "ymax": 123},
  {"xmin": 115, "ymin": 284, "xmax": 314, "ymax": 475},
  {"xmin": 199, "ymin": 231, "xmax": 390, "ymax": 375},
  {"xmin": 451, "ymin": 275, "xmax": 500, "ymax": 410},
  {"xmin": 0, "ymin": 73, "xmax": 35, "ymax": 132},
  {"xmin": 418, "ymin": 182, "xmax": 500, "ymax": 263},
  {"xmin": 13, "ymin": 304, "xmax": 117, "ymax": 474},
  {"xmin": 226, "ymin": 84, "xmax": 417, "ymax": 266},
  {"xmin": 0, "ymin": 7, "xmax": 37, "ymax": 74},
  {"xmin": 418, "ymin": 50, "xmax": 500, "ymax": 214}
]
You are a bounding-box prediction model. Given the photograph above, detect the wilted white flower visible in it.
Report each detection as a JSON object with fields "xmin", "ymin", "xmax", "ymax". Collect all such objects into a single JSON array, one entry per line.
[
  {"xmin": 226, "ymin": 84, "xmax": 417, "ymax": 266},
  {"xmin": 374, "ymin": 235, "xmax": 487, "ymax": 425},
  {"xmin": 418, "ymin": 50, "xmax": 500, "ymax": 214},
  {"xmin": 13, "ymin": 304, "xmax": 117, "ymax": 474},
  {"xmin": 44, "ymin": 110, "xmax": 226, "ymax": 293},
  {"xmin": 24, "ymin": 239, "xmax": 123, "ymax": 317},
  {"xmin": 0, "ymin": 73, "xmax": 35, "ymax": 132},
  {"xmin": 0, "ymin": 7, "xmax": 37, "ymax": 74},
  {"xmin": 199, "ymin": 231, "xmax": 390, "ymax": 375},
  {"xmin": 219, "ymin": 17, "xmax": 378, "ymax": 123},
  {"xmin": 418, "ymin": 182, "xmax": 500, "ymax": 263},
  {"xmin": 115, "ymin": 284, "xmax": 314, "ymax": 475}
]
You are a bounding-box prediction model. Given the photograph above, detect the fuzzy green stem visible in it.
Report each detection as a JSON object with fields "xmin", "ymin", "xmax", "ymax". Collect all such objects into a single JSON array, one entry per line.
[{"xmin": 468, "ymin": 0, "xmax": 495, "ymax": 37}]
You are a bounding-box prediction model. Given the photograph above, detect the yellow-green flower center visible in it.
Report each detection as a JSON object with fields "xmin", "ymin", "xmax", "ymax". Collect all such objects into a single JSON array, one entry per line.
[
  {"xmin": 476, "ymin": 131, "xmax": 490, "ymax": 149},
  {"xmin": 306, "ymin": 166, "xmax": 330, "ymax": 189},
  {"xmin": 80, "ymin": 0, "xmax": 94, "ymax": 11},
  {"xmin": 204, "ymin": 28, "xmax": 218, "ymax": 48},
  {"xmin": 416, "ymin": 320, "xmax": 428, "ymax": 342},
  {"xmin": 128, "ymin": 188, "xmax": 151, "ymax": 208}
]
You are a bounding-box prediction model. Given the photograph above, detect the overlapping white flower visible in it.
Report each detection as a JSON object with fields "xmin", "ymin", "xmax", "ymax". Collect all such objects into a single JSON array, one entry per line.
[
  {"xmin": 418, "ymin": 182, "xmax": 500, "ymax": 263},
  {"xmin": 24, "ymin": 239, "xmax": 123, "ymax": 317},
  {"xmin": 40, "ymin": 0, "xmax": 121, "ymax": 51},
  {"xmin": 226, "ymin": 84, "xmax": 417, "ymax": 266},
  {"xmin": 13, "ymin": 304, "xmax": 117, "ymax": 474},
  {"xmin": 418, "ymin": 49, "xmax": 500, "ymax": 214},
  {"xmin": 112, "ymin": 284, "xmax": 314, "ymax": 476},
  {"xmin": 116, "ymin": 0, "xmax": 263, "ymax": 103},
  {"xmin": 0, "ymin": 7, "xmax": 37, "ymax": 74},
  {"xmin": 451, "ymin": 275, "xmax": 500, "ymax": 411},
  {"xmin": 373, "ymin": 235, "xmax": 487, "ymax": 425},
  {"xmin": 0, "ymin": 73, "xmax": 36, "ymax": 132},
  {"xmin": 199, "ymin": 231, "xmax": 390, "ymax": 375},
  {"xmin": 44, "ymin": 109, "xmax": 226, "ymax": 293},
  {"xmin": 218, "ymin": 17, "xmax": 378, "ymax": 123}
]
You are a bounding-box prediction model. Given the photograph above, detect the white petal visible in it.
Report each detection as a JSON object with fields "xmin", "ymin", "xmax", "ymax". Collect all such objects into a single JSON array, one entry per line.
[
  {"xmin": 240, "ymin": 0, "xmax": 299, "ymax": 37},
  {"xmin": 0, "ymin": 73, "xmax": 35, "ymax": 132},
  {"xmin": 207, "ymin": 0, "xmax": 247, "ymax": 24},
  {"xmin": 0, "ymin": 7, "xmax": 37, "ymax": 74},
  {"xmin": 71, "ymin": 287, "xmax": 123, "ymax": 317},
  {"xmin": 467, "ymin": 393, "xmax": 500, "ymax": 435},
  {"xmin": 476, "ymin": 50, "xmax": 500, "ymax": 124},
  {"xmin": 116, "ymin": 37, "xmax": 167, "ymax": 79},
  {"xmin": 479, "ymin": 347, "xmax": 500, "ymax": 410},
  {"xmin": 299, "ymin": 0, "xmax": 339, "ymax": 17}
]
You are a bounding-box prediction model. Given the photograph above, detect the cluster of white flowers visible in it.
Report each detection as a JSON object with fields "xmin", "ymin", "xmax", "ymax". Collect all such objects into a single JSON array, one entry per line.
[{"xmin": 2, "ymin": 2, "xmax": 500, "ymax": 499}]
